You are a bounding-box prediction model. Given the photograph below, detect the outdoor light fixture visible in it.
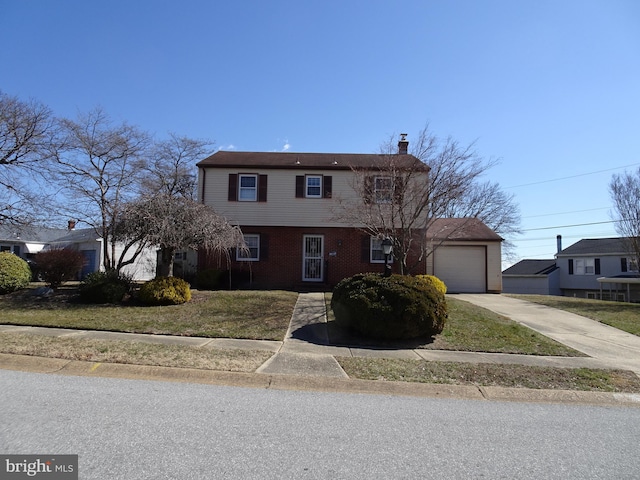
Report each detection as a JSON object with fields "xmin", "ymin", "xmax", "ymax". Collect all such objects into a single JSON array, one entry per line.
[{"xmin": 382, "ymin": 237, "xmax": 393, "ymax": 277}]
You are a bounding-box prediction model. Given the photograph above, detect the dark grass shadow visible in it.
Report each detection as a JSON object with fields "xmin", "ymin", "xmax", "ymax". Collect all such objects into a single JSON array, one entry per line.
[{"xmin": 290, "ymin": 320, "xmax": 435, "ymax": 350}]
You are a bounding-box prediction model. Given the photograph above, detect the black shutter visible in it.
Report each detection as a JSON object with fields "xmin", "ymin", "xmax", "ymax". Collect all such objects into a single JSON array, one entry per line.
[
  {"xmin": 260, "ymin": 234, "xmax": 268, "ymax": 260},
  {"xmin": 228, "ymin": 174, "xmax": 238, "ymax": 201},
  {"xmin": 568, "ymin": 259, "xmax": 574, "ymax": 275},
  {"xmin": 323, "ymin": 176, "xmax": 332, "ymax": 198},
  {"xmin": 363, "ymin": 176, "xmax": 374, "ymax": 204},
  {"xmin": 361, "ymin": 235, "xmax": 371, "ymax": 262},
  {"xmin": 295, "ymin": 175, "xmax": 305, "ymax": 198},
  {"xmin": 393, "ymin": 176, "xmax": 404, "ymax": 204},
  {"xmin": 258, "ymin": 175, "xmax": 268, "ymax": 202},
  {"xmin": 595, "ymin": 258, "xmax": 601, "ymax": 275},
  {"xmin": 621, "ymin": 258, "xmax": 628, "ymax": 272}
]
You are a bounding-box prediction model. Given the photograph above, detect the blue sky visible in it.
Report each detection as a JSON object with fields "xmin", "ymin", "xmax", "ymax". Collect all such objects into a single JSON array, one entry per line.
[{"xmin": 2, "ymin": 0, "xmax": 639, "ymax": 267}]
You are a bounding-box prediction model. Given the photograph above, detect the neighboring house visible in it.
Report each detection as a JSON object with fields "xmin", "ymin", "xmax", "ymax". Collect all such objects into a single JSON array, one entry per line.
[
  {"xmin": 503, "ymin": 236, "xmax": 640, "ymax": 301},
  {"xmin": 556, "ymin": 237, "xmax": 640, "ymax": 302},
  {"xmin": 502, "ymin": 259, "xmax": 560, "ymax": 295},
  {"xmin": 0, "ymin": 221, "xmax": 156, "ymax": 281},
  {"xmin": 196, "ymin": 142, "xmax": 503, "ymax": 292}
]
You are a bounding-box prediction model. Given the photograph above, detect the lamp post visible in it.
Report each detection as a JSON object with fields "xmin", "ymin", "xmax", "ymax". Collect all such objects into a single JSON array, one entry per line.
[{"xmin": 382, "ymin": 237, "xmax": 393, "ymax": 277}]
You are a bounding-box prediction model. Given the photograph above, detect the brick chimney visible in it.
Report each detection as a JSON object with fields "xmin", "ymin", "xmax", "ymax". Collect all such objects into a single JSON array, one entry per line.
[
  {"xmin": 68, "ymin": 220, "xmax": 76, "ymax": 231},
  {"xmin": 398, "ymin": 133, "xmax": 408, "ymax": 154}
]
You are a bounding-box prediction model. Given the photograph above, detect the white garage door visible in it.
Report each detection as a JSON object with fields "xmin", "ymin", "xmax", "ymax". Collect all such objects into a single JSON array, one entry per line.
[{"xmin": 434, "ymin": 246, "xmax": 486, "ymax": 293}]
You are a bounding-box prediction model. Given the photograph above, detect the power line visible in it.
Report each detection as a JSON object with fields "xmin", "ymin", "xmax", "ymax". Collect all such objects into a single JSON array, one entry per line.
[
  {"xmin": 522, "ymin": 207, "xmax": 610, "ymax": 219},
  {"xmin": 521, "ymin": 220, "xmax": 619, "ymax": 232},
  {"xmin": 505, "ymin": 162, "xmax": 640, "ymax": 189}
]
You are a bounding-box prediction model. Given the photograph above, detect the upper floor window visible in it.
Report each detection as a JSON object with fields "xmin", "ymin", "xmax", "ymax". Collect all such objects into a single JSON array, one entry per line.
[
  {"xmin": 306, "ymin": 175, "xmax": 322, "ymax": 198},
  {"xmin": 569, "ymin": 258, "xmax": 600, "ymax": 275},
  {"xmin": 621, "ymin": 257, "xmax": 639, "ymax": 272},
  {"xmin": 228, "ymin": 174, "xmax": 267, "ymax": 202},
  {"xmin": 374, "ymin": 176, "xmax": 393, "ymax": 203},
  {"xmin": 239, "ymin": 174, "xmax": 257, "ymax": 201},
  {"xmin": 295, "ymin": 175, "xmax": 332, "ymax": 199}
]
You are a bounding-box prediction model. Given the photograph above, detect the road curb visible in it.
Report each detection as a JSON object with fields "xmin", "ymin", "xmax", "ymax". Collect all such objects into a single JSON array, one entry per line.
[{"xmin": 1, "ymin": 353, "xmax": 639, "ymax": 407}]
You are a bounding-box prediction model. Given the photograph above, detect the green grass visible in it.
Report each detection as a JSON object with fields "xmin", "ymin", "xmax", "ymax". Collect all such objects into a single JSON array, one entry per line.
[
  {"xmin": 337, "ymin": 357, "xmax": 640, "ymax": 392},
  {"xmin": 0, "ymin": 288, "xmax": 297, "ymax": 340},
  {"xmin": 0, "ymin": 332, "xmax": 272, "ymax": 372},
  {"xmin": 508, "ymin": 295, "xmax": 640, "ymax": 336},
  {"xmin": 325, "ymin": 294, "xmax": 583, "ymax": 356}
]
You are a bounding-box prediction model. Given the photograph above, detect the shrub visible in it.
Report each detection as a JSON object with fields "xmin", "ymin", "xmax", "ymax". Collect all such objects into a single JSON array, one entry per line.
[
  {"xmin": 415, "ymin": 274, "xmax": 447, "ymax": 295},
  {"xmin": 138, "ymin": 276, "xmax": 191, "ymax": 305},
  {"xmin": 79, "ymin": 270, "xmax": 131, "ymax": 304},
  {"xmin": 0, "ymin": 252, "xmax": 32, "ymax": 294},
  {"xmin": 331, "ymin": 273, "xmax": 447, "ymax": 341},
  {"xmin": 34, "ymin": 247, "xmax": 85, "ymax": 289}
]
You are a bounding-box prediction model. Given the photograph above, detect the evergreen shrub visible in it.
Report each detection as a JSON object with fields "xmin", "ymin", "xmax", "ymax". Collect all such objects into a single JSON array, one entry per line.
[
  {"xmin": 331, "ymin": 273, "xmax": 447, "ymax": 340},
  {"xmin": 0, "ymin": 252, "xmax": 32, "ymax": 294},
  {"xmin": 79, "ymin": 270, "xmax": 131, "ymax": 304},
  {"xmin": 139, "ymin": 276, "xmax": 191, "ymax": 305}
]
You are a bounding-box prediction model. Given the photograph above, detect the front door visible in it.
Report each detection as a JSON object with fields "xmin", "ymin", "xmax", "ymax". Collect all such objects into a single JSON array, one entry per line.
[{"xmin": 302, "ymin": 235, "xmax": 324, "ymax": 282}]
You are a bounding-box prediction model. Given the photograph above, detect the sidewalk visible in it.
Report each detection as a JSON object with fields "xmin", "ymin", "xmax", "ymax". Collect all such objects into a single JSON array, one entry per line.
[
  {"xmin": 257, "ymin": 292, "xmax": 640, "ymax": 377},
  {"xmin": 1, "ymin": 292, "xmax": 639, "ymax": 378}
]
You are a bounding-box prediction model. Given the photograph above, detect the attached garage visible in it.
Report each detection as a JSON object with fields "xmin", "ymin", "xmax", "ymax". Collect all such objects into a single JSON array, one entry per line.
[
  {"xmin": 434, "ymin": 246, "xmax": 486, "ymax": 293},
  {"xmin": 426, "ymin": 218, "xmax": 503, "ymax": 294}
]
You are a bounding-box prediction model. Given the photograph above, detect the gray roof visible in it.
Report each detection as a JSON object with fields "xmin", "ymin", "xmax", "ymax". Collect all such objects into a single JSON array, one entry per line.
[
  {"xmin": 502, "ymin": 259, "xmax": 558, "ymax": 276},
  {"xmin": 0, "ymin": 225, "xmax": 98, "ymax": 244},
  {"xmin": 197, "ymin": 150, "xmax": 429, "ymax": 171},
  {"xmin": 557, "ymin": 238, "xmax": 632, "ymax": 256},
  {"xmin": 0, "ymin": 225, "xmax": 69, "ymax": 243}
]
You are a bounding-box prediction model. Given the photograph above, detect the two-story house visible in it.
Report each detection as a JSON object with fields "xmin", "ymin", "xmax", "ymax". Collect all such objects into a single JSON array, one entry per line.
[
  {"xmin": 556, "ymin": 237, "xmax": 640, "ymax": 301},
  {"xmin": 503, "ymin": 236, "xmax": 640, "ymax": 301},
  {"xmin": 196, "ymin": 141, "xmax": 503, "ymax": 292}
]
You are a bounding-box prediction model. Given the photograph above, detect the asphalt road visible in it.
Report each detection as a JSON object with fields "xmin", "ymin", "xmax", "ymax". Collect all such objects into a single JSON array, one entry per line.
[{"xmin": 1, "ymin": 370, "xmax": 639, "ymax": 479}]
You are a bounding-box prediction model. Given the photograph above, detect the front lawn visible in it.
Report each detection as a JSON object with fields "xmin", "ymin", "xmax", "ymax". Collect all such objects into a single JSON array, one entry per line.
[
  {"xmin": 0, "ymin": 288, "xmax": 297, "ymax": 341},
  {"xmin": 325, "ymin": 294, "xmax": 583, "ymax": 357}
]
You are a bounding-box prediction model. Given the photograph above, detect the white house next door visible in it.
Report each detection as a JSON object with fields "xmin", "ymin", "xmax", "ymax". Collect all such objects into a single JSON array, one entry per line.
[{"xmin": 303, "ymin": 235, "xmax": 324, "ymax": 282}]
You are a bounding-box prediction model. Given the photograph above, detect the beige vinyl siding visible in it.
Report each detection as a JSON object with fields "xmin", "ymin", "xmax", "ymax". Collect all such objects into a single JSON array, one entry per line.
[{"xmin": 200, "ymin": 167, "xmax": 361, "ymax": 227}]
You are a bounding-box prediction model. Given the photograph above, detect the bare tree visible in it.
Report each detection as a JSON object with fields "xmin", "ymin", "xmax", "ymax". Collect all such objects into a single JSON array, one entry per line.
[
  {"xmin": 333, "ymin": 126, "xmax": 519, "ymax": 273},
  {"xmin": 139, "ymin": 133, "xmax": 214, "ymax": 199},
  {"xmin": 52, "ymin": 107, "xmax": 150, "ymax": 271},
  {"xmin": 115, "ymin": 194, "xmax": 245, "ymax": 277},
  {"xmin": 0, "ymin": 91, "xmax": 58, "ymax": 225},
  {"xmin": 609, "ymin": 168, "xmax": 640, "ymax": 266}
]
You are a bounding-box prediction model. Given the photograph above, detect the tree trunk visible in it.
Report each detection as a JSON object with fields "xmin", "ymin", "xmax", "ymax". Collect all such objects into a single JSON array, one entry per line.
[{"xmin": 157, "ymin": 247, "xmax": 175, "ymax": 277}]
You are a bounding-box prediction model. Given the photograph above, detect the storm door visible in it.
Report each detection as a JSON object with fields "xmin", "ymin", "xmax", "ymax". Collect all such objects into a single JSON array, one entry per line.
[{"xmin": 302, "ymin": 235, "xmax": 324, "ymax": 282}]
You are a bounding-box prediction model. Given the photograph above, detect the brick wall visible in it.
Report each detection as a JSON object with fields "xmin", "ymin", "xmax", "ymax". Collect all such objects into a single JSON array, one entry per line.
[{"xmin": 198, "ymin": 226, "xmax": 426, "ymax": 290}]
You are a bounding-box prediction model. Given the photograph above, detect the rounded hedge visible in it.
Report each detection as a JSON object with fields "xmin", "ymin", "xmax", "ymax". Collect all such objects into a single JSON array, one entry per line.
[
  {"xmin": 0, "ymin": 252, "xmax": 32, "ymax": 294},
  {"xmin": 79, "ymin": 270, "xmax": 131, "ymax": 304},
  {"xmin": 331, "ymin": 273, "xmax": 447, "ymax": 341},
  {"xmin": 415, "ymin": 274, "xmax": 447, "ymax": 295},
  {"xmin": 138, "ymin": 276, "xmax": 191, "ymax": 305}
]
